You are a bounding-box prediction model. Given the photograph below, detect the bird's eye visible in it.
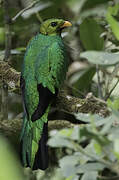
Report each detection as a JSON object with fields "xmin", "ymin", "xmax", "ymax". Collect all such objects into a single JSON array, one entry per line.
[{"xmin": 51, "ymin": 22, "xmax": 57, "ymax": 27}]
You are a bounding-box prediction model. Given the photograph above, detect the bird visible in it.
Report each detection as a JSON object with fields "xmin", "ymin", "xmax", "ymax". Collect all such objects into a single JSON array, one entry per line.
[{"xmin": 20, "ymin": 18, "xmax": 72, "ymax": 170}]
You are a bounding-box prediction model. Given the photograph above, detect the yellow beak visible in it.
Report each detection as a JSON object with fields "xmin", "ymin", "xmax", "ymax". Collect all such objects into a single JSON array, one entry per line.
[{"xmin": 60, "ymin": 21, "xmax": 72, "ymax": 28}]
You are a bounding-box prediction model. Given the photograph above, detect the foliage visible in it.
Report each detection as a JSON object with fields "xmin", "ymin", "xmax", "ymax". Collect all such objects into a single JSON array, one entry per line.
[
  {"xmin": 0, "ymin": 136, "xmax": 25, "ymax": 180},
  {"xmin": 48, "ymin": 106, "xmax": 119, "ymax": 180},
  {"xmin": 80, "ymin": 18, "xmax": 104, "ymax": 51}
]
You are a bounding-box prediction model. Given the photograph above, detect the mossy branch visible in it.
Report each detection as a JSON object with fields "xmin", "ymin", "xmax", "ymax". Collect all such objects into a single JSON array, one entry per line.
[
  {"xmin": 0, "ymin": 118, "xmax": 74, "ymax": 144},
  {"xmin": 0, "ymin": 61, "xmax": 110, "ymax": 117},
  {"xmin": 0, "ymin": 61, "xmax": 111, "ymax": 146},
  {"xmin": 0, "ymin": 61, "xmax": 20, "ymax": 90}
]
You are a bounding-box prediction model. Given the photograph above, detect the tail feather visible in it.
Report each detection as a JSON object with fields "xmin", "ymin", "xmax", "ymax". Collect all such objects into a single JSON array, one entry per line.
[
  {"xmin": 20, "ymin": 117, "xmax": 48, "ymax": 170},
  {"xmin": 33, "ymin": 122, "xmax": 48, "ymax": 170},
  {"xmin": 20, "ymin": 116, "xmax": 32, "ymax": 167}
]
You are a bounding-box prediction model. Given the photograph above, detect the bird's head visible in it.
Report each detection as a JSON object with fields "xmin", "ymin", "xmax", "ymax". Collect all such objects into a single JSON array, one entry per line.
[{"xmin": 40, "ymin": 18, "xmax": 72, "ymax": 35}]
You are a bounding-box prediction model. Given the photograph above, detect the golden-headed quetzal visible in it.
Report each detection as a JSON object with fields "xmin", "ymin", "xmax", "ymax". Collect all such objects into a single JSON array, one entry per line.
[{"xmin": 20, "ymin": 18, "xmax": 72, "ymax": 170}]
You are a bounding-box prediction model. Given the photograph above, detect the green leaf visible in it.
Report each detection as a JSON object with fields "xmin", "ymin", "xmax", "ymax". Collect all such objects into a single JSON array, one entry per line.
[
  {"xmin": 80, "ymin": 18, "xmax": 104, "ymax": 50},
  {"xmin": 106, "ymin": 4, "xmax": 119, "ymax": 40},
  {"xmin": 75, "ymin": 113, "xmax": 113, "ymax": 127},
  {"xmin": 100, "ymin": 117, "xmax": 114, "ymax": 135},
  {"xmin": 80, "ymin": 51, "xmax": 119, "ymax": 65},
  {"xmin": 82, "ymin": 0, "xmax": 109, "ymax": 10},
  {"xmin": 77, "ymin": 163, "xmax": 105, "ymax": 173},
  {"xmin": 48, "ymin": 127, "xmax": 80, "ymax": 148},
  {"xmin": 81, "ymin": 171, "xmax": 98, "ymax": 180},
  {"xmin": 107, "ymin": 4, "xmax": 119, "ymax": 16},
  {"xmin": 107, "ymin": 98, "xmax": 119, "ymax": 110},
  {"xmin": 59, "ymin": 155, "xmax": 80, "ymax": 177},
  {"xmin": 84, "ymin": 142, "xmax": 104, "ymax": 160},
  {"xmin": 114, "ymin": 139, "xmax": 119, "ymax": 160},
  {"xmin": 0, "ymin": 136, "xmax": 25, "ymax": 180},
  {"xmin": 71, "ymin": 67, "xmax": 96, "ymax": 96},
  {"xmin": 106, "ymin": 13, "xmax": 119, "ymax": 40},
  {"xmin": 59, "ymin": 129, "xmax": 73, "ymax": 137},
  {"xmin": 59, "ymin": 127, "xmax": 79, "ymax": 140},
  {"xmin": 0, "ymin": 27, "xmax": 5, "ymax": 45},
  {"xmin": 65, "ymin": 176, "xmax": 73, "ymax": 180},
  {"xmin": 66, "ymin": 175, "xmax": 79, "ymax": 180},
  {"xmin": 94, "ymin": 142, "xmax": 102, "ymax": 155},
  {"xmin": 48, "ymin": 136, "xmax": 75, "ymax": 149},
  {"xmin": 80, "ymin": 127, "xmax": 109, "ymax": 145},
  {"xmin": 108, "ymin": 127, "xmax": 119, "ymax": 141}
]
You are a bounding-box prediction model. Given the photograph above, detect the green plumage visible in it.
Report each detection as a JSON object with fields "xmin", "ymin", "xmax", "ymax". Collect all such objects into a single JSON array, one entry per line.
[{"xmin": 20, "ymin": 18, "xmax": 71, "ymax": 170}]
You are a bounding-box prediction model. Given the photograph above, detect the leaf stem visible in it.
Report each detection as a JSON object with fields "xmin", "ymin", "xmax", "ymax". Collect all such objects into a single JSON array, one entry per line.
[
  {"xmin": 96, "ymin": 65, "xmax": 103, "ymax": 99},
  {"xmin": 71, "ymin": 140, "xmax": 119, "ymax": 175},
  {"xmin": 105, "ymin": 78, "xmax": 119, "ymax": 100},
  {"xmin": 3, "ymin": 0, "xmax": 12, "ymax": 61},
  {"xmin": 12, "ymin": 0, "xmax": 39, "ymax": 22},
  {"xmin": 105, "ymin": 63, "xmax": 119, "ymax": 100},
  {"xmin": 98, "ymin": 175, "xmax": 119, "ymax": 180}
]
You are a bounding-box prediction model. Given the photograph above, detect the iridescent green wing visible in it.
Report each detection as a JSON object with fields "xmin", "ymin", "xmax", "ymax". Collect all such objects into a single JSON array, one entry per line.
[
  {"xmin": 48, "ymin": 41, "xmax": 69, "ymax": 88},
  {"xmin": 35, "ymin": 41, "xmax": 69, "ymax": 94}
]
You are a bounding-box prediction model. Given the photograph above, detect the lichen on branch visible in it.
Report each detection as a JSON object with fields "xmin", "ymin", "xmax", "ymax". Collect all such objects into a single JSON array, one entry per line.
[{"xmin": 0, "ymin": 61, "xmax": 110, "ymax": 117}]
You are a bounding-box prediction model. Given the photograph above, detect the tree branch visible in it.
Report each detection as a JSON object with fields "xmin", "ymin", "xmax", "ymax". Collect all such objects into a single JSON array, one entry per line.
[
  {"xmin": 12, "ymin": 0, "xmax": 40, "ymax": 22},
  {"xmin": 2, "ymin": 0, "xmax": 12, "ymax": 120},
  {"xmin": 0, "ymin": 61, "xmax": 110, "ymax": 117},
  {"xmin": 0, "ymin": 61, "xmax": 111, "ymax": 149},
  {"xmin": 56, "ymin": 91, "xmax": 109, "ymax": 117},
  {"xmin": 0, "ymin": 61, "xmax": 20, "ymax": 91},
  {"xmin": 3, "ymin": 0, "xmax": 12, "ymax": 61},
  {"xmin": 0, "ymin": 118, "xmax": 74, "ymax": 144}
]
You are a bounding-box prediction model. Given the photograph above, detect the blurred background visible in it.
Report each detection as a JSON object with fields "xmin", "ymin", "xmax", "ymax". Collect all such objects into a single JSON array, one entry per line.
[{"xmin": 1, "ymin": 0, "xmax": 119, "ymax": 180}]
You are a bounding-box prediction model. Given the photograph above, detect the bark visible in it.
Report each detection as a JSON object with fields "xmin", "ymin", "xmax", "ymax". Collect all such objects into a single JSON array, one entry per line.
[{"xmin": 0, "ymin": 61, "xmax": 110, "ymax": 144}]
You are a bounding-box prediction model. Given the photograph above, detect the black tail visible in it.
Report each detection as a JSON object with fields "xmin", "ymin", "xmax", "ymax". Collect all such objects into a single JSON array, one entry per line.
[{"xmin": 33, "ymin": 122, "xmax": 48, "ymax": 170}]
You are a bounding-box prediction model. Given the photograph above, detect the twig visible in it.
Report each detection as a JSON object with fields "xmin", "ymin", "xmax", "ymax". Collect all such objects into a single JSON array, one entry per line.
[
  {"xmin": 78, "ymin": 0, "xmax": 87, "ymax": 14},
  {"xmin": 98, "ymin": 175, "xmax": 119, "ymax": 180},
  {"xmin": 72, "ymin": 141, "xmax": 112, "ymax": 168},
  {"xmin": 105, "ymin": 63, "xmax": 119, "ymax": 99},
  {"xmin": 12, "ymin": 0, "xmax": 39, "ymax": 22},
  {"xmin": 96, "ymin": 64, "xmax": 103, "ymax": 99},
  {"xmin": 105, "ymin": 79, "xmax": 119, "ymax": 100},
  {"xmin": 71, "ymin": 140, "xmax": 119, "ymax": 175},
  {"xmin": 3, "ymin": 0, "xmax": 12, "ymax": 61},
  {"xmin": 101, "ymin": 68, "xmax": 119, "ymax": 79},
  {"xmin": 2, "ymin": 0, "xmax": 12, "ymax": 120},
  {"xmin": 1, "ymin": 82, "xmax": 8, "ymax": 120},
  {"xmin": 0, "ymin": 0, "xmax": 3, "ymax": 7},
  {"xmin": 35, "ymin": 12, "xmax": 43, "ymax": 23}
]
